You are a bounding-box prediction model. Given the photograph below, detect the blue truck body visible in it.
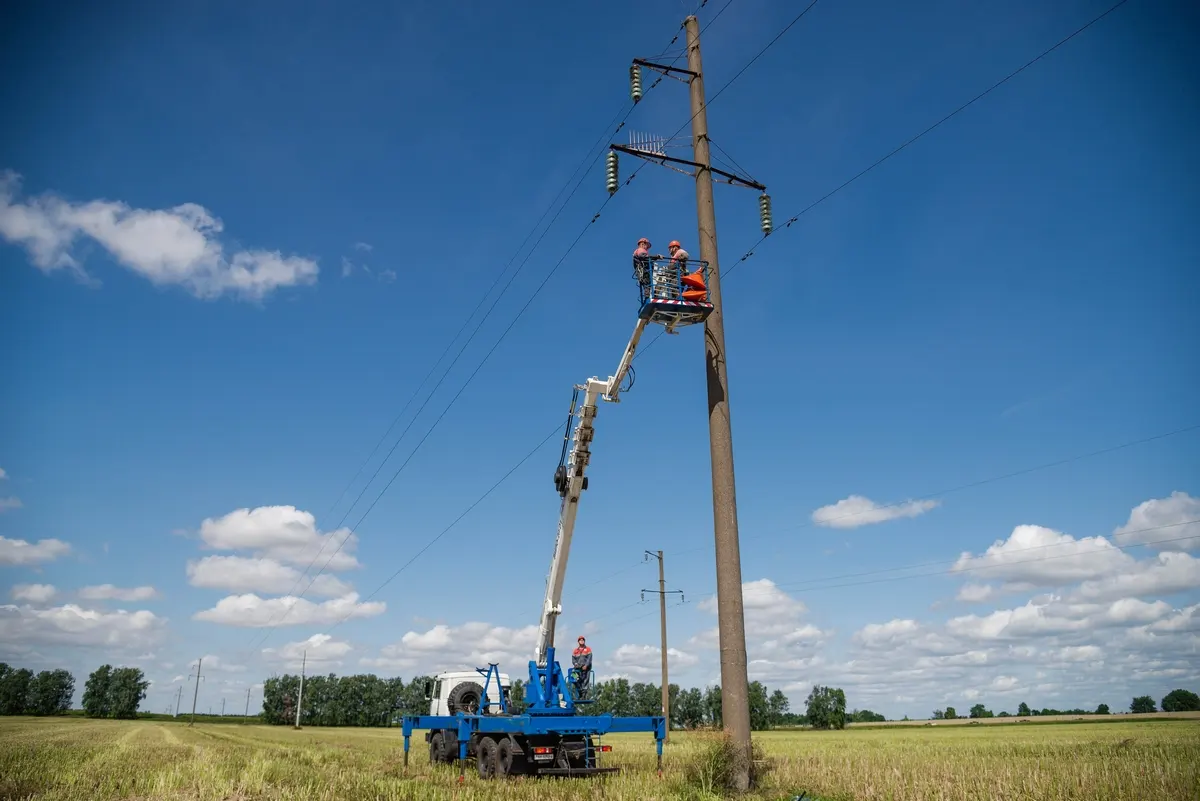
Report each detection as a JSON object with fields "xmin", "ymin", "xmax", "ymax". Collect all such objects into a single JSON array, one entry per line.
[{"xmin": 400, "ymin": 646, "xmax": 665, "ymax": 779}]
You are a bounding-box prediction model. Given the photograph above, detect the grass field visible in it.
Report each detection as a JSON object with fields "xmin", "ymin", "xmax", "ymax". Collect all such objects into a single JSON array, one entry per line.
[{"xmin": 1, "ymin": 716, "xmax": 1197, "ymax": 800}]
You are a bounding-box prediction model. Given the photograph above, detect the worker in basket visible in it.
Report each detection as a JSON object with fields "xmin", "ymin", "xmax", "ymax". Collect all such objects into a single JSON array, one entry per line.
[
  {"xmin": 668, "ymin": 240, "xmax": 707, "ymax": 301},
  {"xmin": 632, "ymin": 237, "xmax": 652, "ymax": 293},
  {"xmin": 572, "ymin": 635, "xmax": 592, "ymax": 699}
]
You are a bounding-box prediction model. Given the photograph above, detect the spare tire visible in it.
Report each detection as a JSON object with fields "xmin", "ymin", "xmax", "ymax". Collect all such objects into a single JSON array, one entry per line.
[{"xmin": 447, "ymin": 681, "xmax": 483, "ymax": 716}]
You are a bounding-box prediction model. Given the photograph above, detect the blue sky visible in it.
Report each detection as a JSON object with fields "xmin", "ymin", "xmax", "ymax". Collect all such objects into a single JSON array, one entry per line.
[{"xmin": 1, "ymin": 0, "xmax": 1197, "ymax": 720}]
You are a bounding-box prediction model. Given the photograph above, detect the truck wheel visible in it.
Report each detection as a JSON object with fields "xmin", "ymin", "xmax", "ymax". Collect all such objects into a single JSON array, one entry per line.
[
  {"xmin": 476, "ymin": 736, "xmax": 499, "ymax": 779},
  {"xmin": 429, "ymin": 731, "xmax": 451, "ymax": 764},
  {"xmin": 447, "ymin": 681, "xmax": 483, "ymax": 716},
  {"xmin": 497, "ymin": 736, "xmax": 525, "ymax": 777}
]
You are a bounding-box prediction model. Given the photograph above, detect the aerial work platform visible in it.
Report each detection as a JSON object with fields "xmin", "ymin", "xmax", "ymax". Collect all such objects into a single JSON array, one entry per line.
[{"xmin": 635, "ymin": 257, "xmax": 714, "ymax": 332}]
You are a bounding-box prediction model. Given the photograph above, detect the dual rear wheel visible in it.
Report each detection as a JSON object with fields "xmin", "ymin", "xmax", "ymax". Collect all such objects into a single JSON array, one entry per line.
[{"xmin": 475, "ymin": 735, "xmax": 527, "ymax": 778}]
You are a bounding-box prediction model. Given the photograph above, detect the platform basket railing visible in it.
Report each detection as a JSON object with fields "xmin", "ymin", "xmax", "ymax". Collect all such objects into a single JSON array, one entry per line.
[{"xmin": 635, "ymin": 257, "xmax": 714, "ymax": 329}]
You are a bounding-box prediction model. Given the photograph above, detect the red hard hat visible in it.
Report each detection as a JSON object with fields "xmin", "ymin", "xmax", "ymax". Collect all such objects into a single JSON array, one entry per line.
[
  {"xmin": 638, "ymin": 237, "xmax": 650, "ymax": 246},
  {"xmin": 669, "ymin": 240, "xmax": 681, "ymax": 249}
]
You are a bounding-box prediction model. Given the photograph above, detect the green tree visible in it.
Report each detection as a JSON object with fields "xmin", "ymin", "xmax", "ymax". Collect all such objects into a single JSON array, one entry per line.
[
  {"xmin": 767, "ymin": 689, "xmax": 790, "ymax": 727},
  {"xmin": 944, "ymin": 706, "xmax": 957, "ymax": 720},
  {"xmin": 969, "ymin": 703, "xmax": 993, "ymax": 719},
  {"xmin": 804, "ymin": 685, "xmax": 846, "ymax": 730},
  {"xmin": 675, "ymin": 688, "xmax": 706, "ymax": 729},
  {"xmin": 108, "ymin": 667, "xmax": 150, "ymax": 718},
  {"xmin": 849, "ymin": 709, "xmax": 885, "ymax": 723},
  {"xmin": 1160, "ymin": 689, "xmax": 1200, "ymax": 712},
  {"xmin": 1095, "ymin": 703, "xmax": 1110, "ymax": 715},
  {"xmin": 703, "ymin": 685, "xmax": 722, "ymax": 727},
  {"xmin": 747, "ymin": 681, "xmax": 771, "ymax": 731},
  {"xmin": 507, "ymin": 678, "xmax": 526, "ymax": 715},
  {"xmin": 28, "ymin": 670, "xmax": 74, "ymax": 716},
  {"xmin": 931, "ymin": 709, "xmax": 944, "ymax": 720},
  {"xmin": 0, "ymin": 665, "xmax": 34, "ymax": 715},
  {"xmin": 1130, "ymin": 695, "xmax": 1156, "ymax": 714},
  {"xmin": 1017, "ymin": 701, "xmax": 1031, "ymax": 717},
  {"xmin": 82, "ymin": 665, "xmax": 113, "ymax": 718}
]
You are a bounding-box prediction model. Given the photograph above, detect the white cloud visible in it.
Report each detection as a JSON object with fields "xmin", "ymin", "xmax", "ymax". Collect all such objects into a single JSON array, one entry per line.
[
  {"xmin": 192, "ymin": 592, "xmax": 385, "ymax": 628},
  {"xmin": 0, "ymin": 535, "xmax": 71, "ymax": 566},
  {"xmin": 186, "ymin": 555, "xmax": 353, "ymax": 597},
  {"xmin": 361, "ymin": 621, "xmax": 538, "ymax": 674},
  {"xmin": 692, "ymin": 579, "xmax": 829, "ymax": 685},
  {"xmin": 0, "ymin": 602, "xmax": 167, "ymax": 649},
  {"xmin": 353, "ymin": 242, "xmax": 373, "ymax": 252},
  {"xmin": 1068, "ymin": 551, "xmax": 1200, "ymax": 603},
  {"xmin": 854, "ymin": 619, "xmax": 920, "ymax": 648},
  {"xmin": 198, "ymin": 505, "xmax": 360, "ymax": 571},
  {"xmin": 951, "ymin": 524, "xmax": 1133, "ymax": 587},
  {"xmin": 946, "ymin": 596, "xmax": 1171, "ymax": 642},
  {"xmin": 956, "ymin": 583, "xmax": 997, "ymax": 603},
  {"xmin": 811, "ymin": 495, "xmax": 939, "ymax": 529},
  {"xmin": 11, "ymin": 584, "xmax": 56, "ymax": 604},
  {"xmin": 0, "ymin": 170, "xmax": 318, "ymax": 302},
  {"xmin": 79, "ymin": 584, "xmax": 160, "ymax": 602},
  {"xmin": 1113, "ymin": 491, "xmax": 1200, "ymax": 551},
  {"xmin": 0, "ymin": 467, "xmax": 7, "ymax": 479},
  {"xmin": 263, "ymin": 633, "xmax": 353, "ymax": 670},
  {"xmin": 0, "ymin": 496, "xmax": 22, "ymax": 512},
  {"xmin": 195, "ymin": 654, "xmax": 246, "ymax": 673},
  {"xmin": 608, "ymin": 644, "xmax": 699, "ymax": 679}
]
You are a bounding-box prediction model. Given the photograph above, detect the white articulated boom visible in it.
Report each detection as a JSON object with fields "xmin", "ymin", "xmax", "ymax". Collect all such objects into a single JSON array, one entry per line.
[{"xmin": 534, "ymin": 317, "xmax": 650, "ymax": 668}]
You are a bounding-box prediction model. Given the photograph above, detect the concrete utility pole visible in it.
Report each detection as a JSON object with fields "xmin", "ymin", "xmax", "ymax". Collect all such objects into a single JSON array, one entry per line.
[
  {"xmin": 244, "ymin": 688, "xmax": 251, "ymax": 722},
  {"xmin": 174, "ymin": 685, "xmax": 183, "ymax": 719},
  {"xmin": 221, "ymin": 697, "xmax": 226, "ymax": 717},
  {"xmin": 611, "ymin": 17, "xmax": 771, "ymax": 789},
  {"xmin": 685, "ymin": 14, "xmax": 753, "ymax": 789},
  {"xmin": 643, "ymin": 550, "xmax": 684, "ymax": 744},
  {"xmin": 188, "ymin": 658, "xmax": 204, "ymax": 727},
  {"xmin": 294, "ymin": 650, "xmax": 306, "ymax": 729}
]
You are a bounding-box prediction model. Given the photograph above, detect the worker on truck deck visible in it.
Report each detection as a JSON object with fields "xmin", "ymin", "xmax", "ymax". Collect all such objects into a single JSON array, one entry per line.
[{"xmin": 572, "ymin": 636, "xmax": 592, "ymax": 698}]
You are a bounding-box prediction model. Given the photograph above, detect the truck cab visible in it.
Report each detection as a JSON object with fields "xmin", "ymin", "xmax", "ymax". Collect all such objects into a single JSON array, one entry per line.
[{"xmin": 424, "ymin": 671, "xmax": 513, "ymax": 716}]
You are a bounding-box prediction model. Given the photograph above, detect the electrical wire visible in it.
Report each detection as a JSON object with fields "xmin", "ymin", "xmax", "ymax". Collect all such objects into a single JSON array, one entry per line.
[
  {"xmin": 774, "ymin": 520, "xmax": 1200, "ymax": 594},
  {"xmin": 697, "ymin": 520, "xmax": 1200, "ymax": 605},
  {"xmin": 244, "ymin": 109, "xmax": 639, "ymax": 644},
  {"xmin": 722, "ymin": 0, "xmax": 1132, "ymax": 280},
  {"xmin": 572, "ymin": 422, "xmax": 1200, "ymax": 594},
  {"xmin": 321, "ymin": 424, "xmax": 566, "ymax": 636},
  {"xmin": 246, "ymin": 13, "xmax": 752, "ymax": 648}
]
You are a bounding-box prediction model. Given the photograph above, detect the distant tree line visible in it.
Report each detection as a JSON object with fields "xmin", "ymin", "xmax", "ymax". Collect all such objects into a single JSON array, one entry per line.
[
  {"xmin": 261, "ymin": 673, "xmax": 432, "ymax": 726},
  {"xmin": 0, "ymin": 663, "xmax": 75, "ymax": 716},
  {"xmin": 259, "ymin": 671, "xmax": 866, "ymax": 732},
  {"xmin": 931, "ymin": 689, "xmax": 1199, "ymax": 721}
]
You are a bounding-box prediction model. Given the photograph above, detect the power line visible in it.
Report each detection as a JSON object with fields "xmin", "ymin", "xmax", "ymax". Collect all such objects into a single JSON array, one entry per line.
[
  {"xmin": 729, "ymin": 520, "xmax": 1200, "ymax": 601},
  {"xmin": 322, "ymin": 424, "xmax": 565, "ymax": 635},
  {"xmin": 722, "ymin": 0, "xmax": 1132, "ymax": 280},
  {"xmin": 308, "ymin": 1, "xmax": 821, "ymax": 616},
  {"xmin": 566, "ymin": 422, "xmax": 1199, "ymax": 602},
  {"xmin": 764, "ymin": 519, "xmax": 1200, "ymax": 594},
  {"xmin": 623, "ymin": 0, "xmax": 823, "ymax": 191},
  {"xmin": 572, "ymin": 522, "xmax": 1196, "ymax": 640},
  {"xmin": 245, "ymin": 23, "xmax": 705, "ymax": 648}
]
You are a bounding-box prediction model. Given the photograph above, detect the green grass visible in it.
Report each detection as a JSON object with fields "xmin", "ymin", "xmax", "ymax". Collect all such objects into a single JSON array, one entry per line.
[{"xmin": 0, "ymin": 716, "xmax": 1196, "ymax": 800}]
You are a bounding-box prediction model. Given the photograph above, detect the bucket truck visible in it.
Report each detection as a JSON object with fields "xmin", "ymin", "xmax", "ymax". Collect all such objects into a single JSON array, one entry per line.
[{"xmin": 400, "ymin": 258, "xmax": 713, "ymax": 780}]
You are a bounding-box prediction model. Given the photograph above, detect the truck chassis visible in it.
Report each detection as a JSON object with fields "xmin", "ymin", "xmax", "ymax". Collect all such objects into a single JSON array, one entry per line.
[{"xmin": 403, "ymin": 712, "xmax": 665, "ymax": 779}]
